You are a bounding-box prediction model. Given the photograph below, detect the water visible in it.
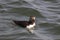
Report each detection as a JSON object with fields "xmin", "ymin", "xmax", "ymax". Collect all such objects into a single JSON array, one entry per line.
[{"xmin": 0, "ymin": 0, "xmax": 60, "ymax": 40}]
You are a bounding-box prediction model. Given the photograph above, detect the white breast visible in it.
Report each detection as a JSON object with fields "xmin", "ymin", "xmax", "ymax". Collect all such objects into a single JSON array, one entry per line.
[{"xmin": 26, "ymin": 23, "xmax": 35, "ymax": 29}]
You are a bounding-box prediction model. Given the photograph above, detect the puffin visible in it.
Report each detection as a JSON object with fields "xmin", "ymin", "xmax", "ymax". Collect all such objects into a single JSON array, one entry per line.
[{"xmin": 13, "ymin": 16, "xmax": 35, "ymax": 33}]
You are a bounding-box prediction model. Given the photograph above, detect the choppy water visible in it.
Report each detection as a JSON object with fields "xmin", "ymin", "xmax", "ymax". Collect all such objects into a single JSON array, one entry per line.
[{"xmin": 0, "ymin": 0, "xmax": 60, "ymax": 40}]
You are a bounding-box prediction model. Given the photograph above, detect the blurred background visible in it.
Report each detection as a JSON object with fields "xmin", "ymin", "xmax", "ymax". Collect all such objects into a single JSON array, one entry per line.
[{"xmin": 0, "ymin": 0, "xmax": 60, "ymax": 40}]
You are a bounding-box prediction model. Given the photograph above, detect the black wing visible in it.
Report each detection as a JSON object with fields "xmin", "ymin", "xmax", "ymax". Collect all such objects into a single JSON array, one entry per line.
[{"xmin": 13, "ymin": 20, "xmax": 29, "ymax": 28}]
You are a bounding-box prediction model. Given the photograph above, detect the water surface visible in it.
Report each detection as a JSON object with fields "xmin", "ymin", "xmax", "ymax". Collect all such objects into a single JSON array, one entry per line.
[{"xmin": 0, "ymin": 0, "xmax": 60, "ymax": 40}]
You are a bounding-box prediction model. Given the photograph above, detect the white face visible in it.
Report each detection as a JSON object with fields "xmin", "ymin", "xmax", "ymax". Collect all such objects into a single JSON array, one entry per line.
[
  {"xmin": 31, "ymin": 17, "xmax": 35, "ymax": 20},
  {"xmin": 33, "ymin": 17, "xmax": 35, "ymax": 20}
]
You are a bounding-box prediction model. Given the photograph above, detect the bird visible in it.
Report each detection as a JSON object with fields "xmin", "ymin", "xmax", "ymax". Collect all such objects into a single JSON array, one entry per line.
[{"xmin": 13, "ymin": 16, "xmax": 35, "ymax": 33}]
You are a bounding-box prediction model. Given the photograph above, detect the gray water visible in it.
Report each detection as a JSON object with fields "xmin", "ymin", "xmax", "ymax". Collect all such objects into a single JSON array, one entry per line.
[{"xmin": 0, "ymin": 0, "xmax": 60, "ymax": 40}]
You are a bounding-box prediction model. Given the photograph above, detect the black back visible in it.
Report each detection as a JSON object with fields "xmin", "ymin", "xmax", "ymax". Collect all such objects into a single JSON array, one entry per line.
[{"xmin": 13, "ymin": 20, "xmax": 29, "ymax": 28}]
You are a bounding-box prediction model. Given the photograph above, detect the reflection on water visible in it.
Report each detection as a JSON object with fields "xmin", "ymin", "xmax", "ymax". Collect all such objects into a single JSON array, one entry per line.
[{"xmin": 0, "ymin": 0, "xmax": 60, "ymax": 40}]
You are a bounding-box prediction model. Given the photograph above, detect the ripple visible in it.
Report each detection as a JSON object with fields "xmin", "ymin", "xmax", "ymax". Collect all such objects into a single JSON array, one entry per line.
[
  {"xmin": 8, "ymin": 7, "xmax": 44, "ymax": 17},
  {"xmin": 0, "ymin": 0, "xmax": 60, "ymax": 40}
]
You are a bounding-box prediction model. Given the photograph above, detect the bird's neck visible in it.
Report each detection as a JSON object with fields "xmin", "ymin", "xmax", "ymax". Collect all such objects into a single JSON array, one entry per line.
[{"xmin": 29, "ymin": 19, "xmax": 35, "ymax": 24}]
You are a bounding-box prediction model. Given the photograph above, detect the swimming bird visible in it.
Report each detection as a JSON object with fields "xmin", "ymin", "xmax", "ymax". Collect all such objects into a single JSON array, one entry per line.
[{"xmin": 13, "ymin": 16, "xmax": 35, "ymax": 33}]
